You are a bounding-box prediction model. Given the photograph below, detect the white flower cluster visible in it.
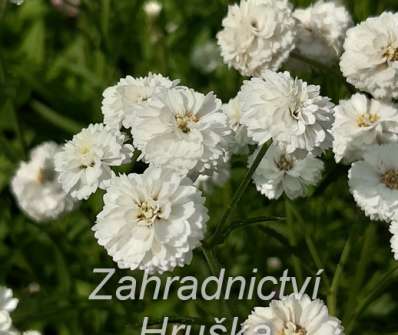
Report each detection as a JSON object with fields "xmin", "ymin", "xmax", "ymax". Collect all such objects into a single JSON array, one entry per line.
[
  {"xmin": 0, "ymin": 286, "xmax": 40, "ymax": 335},
  {"xmin": 238, "ymin": 69, "xmax": 331, "ymax": 199},
  {"xmin": 217, "ymin": 0, "xmax": 353, "ymax": 76}
]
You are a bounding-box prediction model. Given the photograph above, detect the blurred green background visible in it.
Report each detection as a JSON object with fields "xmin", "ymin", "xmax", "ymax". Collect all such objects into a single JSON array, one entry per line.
[{"xmin": 1, "ymin": 0, "xmax": 398, "ymax": 334}]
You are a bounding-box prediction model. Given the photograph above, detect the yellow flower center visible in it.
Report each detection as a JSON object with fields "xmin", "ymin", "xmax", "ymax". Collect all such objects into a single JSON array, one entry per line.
[
  {"xmin": 136, "ymin": 200, "xmax": 162, "ymax": 226},
  {"xmin": 276, "ymin": 155, "xmax": 294, "ymax": 171},
  {"xmin": 356, "ymin": 113, "xmax": 380, "ymax": 128},
  {"xmin": 278, "ymin": 323, "xmax": 307, "ymax": 335},
  {"xmin": 384, "ymin": 45, "xmax": 398, "ymax": 62},
  {"xmin": 382, "ymin": 170, "xmax": 398, "ymax": 190},
  {"xmin": 175, "ymin": 112, "xmax": 199, "ymax": 133}
]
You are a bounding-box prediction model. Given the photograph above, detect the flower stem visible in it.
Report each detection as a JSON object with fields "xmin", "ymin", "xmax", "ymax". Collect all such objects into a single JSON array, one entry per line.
[
  {"xmin": 327, "ymin": 230, "xmax": 354, "ymax": 316},
  {"xmin": 285, "ymin": 198, "xmax": 303, "ymax": 285},
  {"xmin": 345, "ymin": 265, "xmax": 398, "ymax": 334},
  {"xmin": 208, "ymin": 142, "xmax": 269, "ymax": 246}
]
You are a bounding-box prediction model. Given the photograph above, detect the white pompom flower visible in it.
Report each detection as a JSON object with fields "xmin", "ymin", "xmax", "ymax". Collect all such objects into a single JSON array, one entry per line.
[
  {"xmin": 55, "ymin": 124, "xmax": 133, "ymax": 200},
  {"xmin": 244, "ymin": 294, "xmax": 344, "ymax": 335},
  {"xmin": 332, "ymin": 93, "xmax": 398, "ymax": 164},
  {"xmin": 223, "ymin": 97, "xmax": 253, "ymax": 155},
  {"xmin": 293, "ymin": 0, "xmax": 353, "ymax": 64},
  {"xmin": 251, "ymin": 144, "xmax": 324, "ymax": 200},
  {"xmin": 132, "ymin": 86, "xmax": 231, "ymax": 175},
  {"xmin": 216, "ymin": 0, "xmax": 296, "ymax": 76},
  {"xmin": 239, "ymin": 70, "xmax": 334, "ymax": 155},
  {"xmin": 349, "ymin": 144, "xmax": 398, "ymax": 222},
  {"xmin": 340, "ymin": 12, "xmax": 398, "ymax": 100},
  {"xmin": 92, "ymin": 166, "xmax": 208, "ymax": 274},
  {"xmin": 101, "ymin": 73, "xmax": 177, "ymax": 131},
  {"xmin": 0, "ymin": 287, "xmax": 18, "ymax": 334},
  {"xmin": 390, "ymin": 220, "xmax": 398, "ymax": 260},
  {"xmin": 11, "ymin": 142, "xmax": 76, "ymax": 222}
]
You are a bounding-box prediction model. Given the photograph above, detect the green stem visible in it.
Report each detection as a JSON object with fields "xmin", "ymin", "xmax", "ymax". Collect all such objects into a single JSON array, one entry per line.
[
  {"xmin": 305, "ymin": 235, "xmax": 331, "ymax": 290},
  {"xmin": 31, "ymin": 100, "xmax": 83, "ymax": 134},
  {"xmin": 343, "ymin": 223, "xmax": 374, "ymax": 323},
  {"xmin": 210, "ymin": 216, "xmax": 284, "ymax": 247},
  {"xmin": 327, "ymin": 230, "xmax": 354, "ymax": 316},
  {"xmin": 12, "ymin": 107, "xmax": 27, "ymax": 160},
  {"xmin": 285, "ymin": 198, "xmax": 303, "ymax": 285},
  {"xmin": 345, "ymin": 265, "xmax": 398, "ymax": 334},
  {"xmin": 208, "ymin": 142, "xmax": 269, "ymax": 246}
]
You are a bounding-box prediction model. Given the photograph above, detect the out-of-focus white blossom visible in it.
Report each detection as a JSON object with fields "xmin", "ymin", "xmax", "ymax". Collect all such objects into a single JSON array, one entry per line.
[
  {"xmin": 11, "ymin": 142, "xmax": 76, "ymax": 222},
  {"xmin": 0, "ymin": 287, "xmax": 18, "ymax": 334},
  {"xmin": 143, "ymin": 0, "xmax": 162, "ymax": 17},
  {"xmin": 191, "ymin": 41, "xmax": 222, "ymax": 74},
  {"xmin": 293, "ymin": 0, "xmax": 353, "ymax": 64}
]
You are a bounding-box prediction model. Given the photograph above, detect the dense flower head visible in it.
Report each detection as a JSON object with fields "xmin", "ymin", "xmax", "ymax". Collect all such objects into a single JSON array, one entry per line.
[
  {"xmin": 132, "ymin": 86, "xmax": 231, "ymax": 175},
  {"xmin": 54, "ymin": 123, "xmax": 133, "ymax": 200},
  {"xmin": 11, "ymin": 142, "xmax": 76, "ymax": 222},
  {"xmin": 216, "ymin": 0, "xmax": 296, "ymax": 76},
  {"xmin": 340, "ymin": 12, "xmax": 398, "ymax": 100},
  {"xmin": 101, "ymin": 73, "xmax": 177, "ymax": 131},
  {"xmin": 244, "ymin": 293, "xmax": 344, "ymax": 335},
  {"xmin": 332, "ymin": 93, "xmax": 398, "ymax": 164},
  {"xmin": 92, "ymin": 166, "xmax": 208, "ymax": 274},
  {"xmin": 349, "ymin": 144, "xmax": 398, "ymax": 222},
  {"xmin": 239, "ymin": 70, "xmax": 334, "ymax": 155},
  {"xmin": 251, "ymin": 144, "xmax": 324, "ymax": 200},
  {"xmin": 293, "ymin": 0, "xmax": 353, "ymax": 64}
]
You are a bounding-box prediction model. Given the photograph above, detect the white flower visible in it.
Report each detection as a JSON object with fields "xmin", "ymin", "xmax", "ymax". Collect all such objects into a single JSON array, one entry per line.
[
  {"xmin": 244, "ymin": 294, "xmax": 344, "ymax": 335},
  {"xmin": 239, "ymin": 70, "xmax": 334, "ymax": 155},
  {"xmin": 132, "ymin": 86, "xmax": 231, "ymax": 175},
  {"xmin": 11, "ymin": 142, "xmax": 76, "ymax": 222},
  {"xmin": 340, "ymin": 12, "xmax": 398, "ymax": 100},
  {"xmin": 101, "ymin": 73, "xmax": 177, "ymax": 131},
  {"xmin": 349, "ymin": 144, "xmax": 398, "ymax": 222},
  {"xmin": 0, "ymin": 287, "xmax": 18, "ymax": 334},
  {"xmin": 223, "ymin": 97, "xmax": 253, "ymax": 154},
  {"xmin": 22, "ymin": 332, "xmax": 41, "ymax": 335},
  {"xmin": 293, "ymin": 0, "xmax": 353, "ymax": 64},
  {"xmin": 55, "ymin": 124, "xmax": 132, "ymax": 200},
  {"xmin": 143, "ymin": 0, "xmax": 162, "ymax": 17},
  {"xmin": 92, "ymin": 166, "xmax": 208, "ymax": 274},
  {"xmin": 332, "ymin": 93, "xmax": 398, "ymax": 164},
  {"xmin": 251, "ymin": 144, "xmax": 324, "ymax": 200},
  {"xmin": 390, "ymin": 221, "xmax": 398, "ymax": 260},
  {"xmin": 216, "ymin": 0, "xmax": 296, "ymax": 76}
]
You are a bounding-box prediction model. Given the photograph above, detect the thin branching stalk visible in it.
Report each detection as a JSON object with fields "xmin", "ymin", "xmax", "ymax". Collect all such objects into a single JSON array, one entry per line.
[
  {"xmin": 327, "ymin": 230, "xmax": 354, "ymax": 316},
  {"xmin": 285, "ymin": 198, "xmax": 303, "ymax": 285},
  {"xmin": 207, "ymin": 142, "xmax": 269, "ymax": 246},
  {"xmin": 345, "ymin": 265, "xmax": 398, "ymax": 334}
]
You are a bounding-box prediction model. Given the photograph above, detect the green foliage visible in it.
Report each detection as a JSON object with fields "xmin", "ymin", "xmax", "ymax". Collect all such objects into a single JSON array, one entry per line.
[{"xmin": 1, "ymin": 0, "xmax": 398, "ymax": 334}]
